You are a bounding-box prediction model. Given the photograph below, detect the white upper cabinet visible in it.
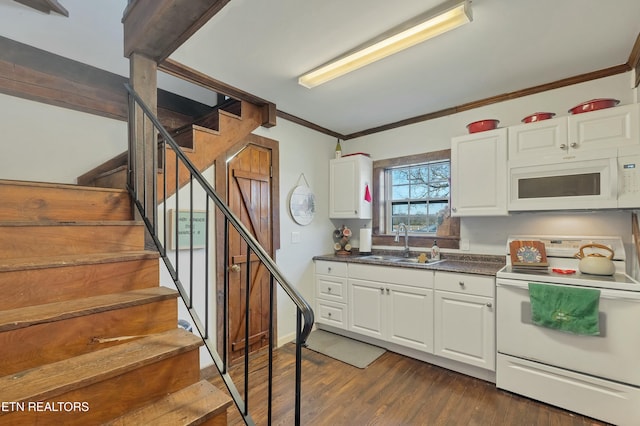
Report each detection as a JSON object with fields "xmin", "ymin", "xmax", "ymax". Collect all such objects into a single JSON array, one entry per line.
[
  {"xmin": 451, "ymin": 128, "xmax": 508, "ymax": 216},
  {"xmin": 508, "ymin": 103, "xmax": 640, "ymax": 163},
  {"xmin": 329, "ymin": 155, "xmax": 373, "ymax": 219}
]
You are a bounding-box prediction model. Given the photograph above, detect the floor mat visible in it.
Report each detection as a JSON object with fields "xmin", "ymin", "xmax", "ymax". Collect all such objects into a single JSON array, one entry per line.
[{"xmin": 304, "ymin": 329, "xmax": 386, "ymax": 368}]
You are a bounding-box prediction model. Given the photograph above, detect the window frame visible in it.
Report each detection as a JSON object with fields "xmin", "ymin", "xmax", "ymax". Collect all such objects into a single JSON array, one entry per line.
[
  {"xmin": 386, "ymin": 160, "xmax": 451, "ymax": 234},
  {"xmin": 372, "ymin": 149, "xmax": 460, "ymax": 249}
]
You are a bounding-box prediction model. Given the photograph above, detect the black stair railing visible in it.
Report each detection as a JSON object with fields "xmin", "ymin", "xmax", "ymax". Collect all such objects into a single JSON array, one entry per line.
[{"xmin": 125, "ymin": 83, "xmax": 314, "ymax": 425}]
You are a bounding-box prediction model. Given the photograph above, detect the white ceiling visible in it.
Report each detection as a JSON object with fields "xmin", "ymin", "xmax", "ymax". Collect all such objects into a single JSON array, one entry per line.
[{"xmin": 171, "ymin": 0, "xmax": 640, "ymax": 137}]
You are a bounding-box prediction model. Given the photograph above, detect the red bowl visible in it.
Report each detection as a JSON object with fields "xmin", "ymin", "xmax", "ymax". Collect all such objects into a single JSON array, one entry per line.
[
  {"xmin": 466, "ymin": 119, "xmax": 499, "ymax": 133},
  {"xmin": 522, "ymin": 112, "xmax": 555, "ymax": 123},
  {"xmin": 568, "ymin": 98, "xmax": 620, "ymax": 115}
]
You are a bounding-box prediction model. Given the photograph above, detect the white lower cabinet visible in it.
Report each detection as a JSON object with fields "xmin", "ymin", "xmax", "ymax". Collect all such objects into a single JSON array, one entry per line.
[
  {"xmin": 313, "ymin": 260, "xmax": 496, "ymax": 374},
  {"xmin": 348, "ymin": 264, "xmax": 434, "ymax": 352},
  {"xmin": 434, "ymin": 272, "xmax": 495, "ymax": 371},
  {"xmin": 349, "ymin": 278, "xmax": 433, "ymax": 352},
  {"xmin": 315, "ymin": 261, "xmax": 348, "ymax": 329}
]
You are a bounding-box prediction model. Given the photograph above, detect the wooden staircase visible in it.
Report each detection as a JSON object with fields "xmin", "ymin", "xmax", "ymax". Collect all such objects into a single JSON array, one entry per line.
[
  {"xmin": 0, "ymin": 179, "xmax": 232, "ymax": 425},
  {"xmin": 77, "ymin": 98, "xmax": 264, "ymax": 198}
]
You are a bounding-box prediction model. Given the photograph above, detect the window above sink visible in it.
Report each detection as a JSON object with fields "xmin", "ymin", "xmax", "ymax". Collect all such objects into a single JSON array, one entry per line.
[{"xmin": 372, "ymin": 150, "xmax": 460, "ymax": 250}]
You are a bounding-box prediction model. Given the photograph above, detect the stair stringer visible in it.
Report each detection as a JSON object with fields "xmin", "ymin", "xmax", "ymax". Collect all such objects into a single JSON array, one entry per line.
[{"xmin": 157, "ymin": 100, "xmax": 263, "ymax": 202}]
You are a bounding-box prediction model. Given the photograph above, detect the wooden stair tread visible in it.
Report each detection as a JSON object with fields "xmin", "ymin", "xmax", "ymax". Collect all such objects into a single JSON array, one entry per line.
[
  {"xmin": 0, "ymin": 179, "xmax": 129, "ymax": 195},
  {"xmin": 0, "ymin": 250, "xmax": 159, "ymax": 272},
  {"xmin": 0, "ymin": 220, "xmax": 141, "ymax": 227},
  {"xmin": 104, "ymin": 380, "xmax": 232, "ymax": 425},
  {"xmin": 0, "ymin": 287, "xmax": 177, "ymax": 332},
  {"xmin": 0, "ymin": 328, "xmax": 202, "ymax": 403}
]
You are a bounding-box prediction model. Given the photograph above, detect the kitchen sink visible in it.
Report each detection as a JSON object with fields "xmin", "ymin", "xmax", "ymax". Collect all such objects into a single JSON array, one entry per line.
[
  {"xmin": 359, "ymin": 255, "xmax": 400, "ymax": 261},
  {"xmin": 359, "ymin": 255, "xmax": 444, "ymax": 265},
  {"xmin": 392, "ymin": 258, "xmax": 445, "ymax": 264}
]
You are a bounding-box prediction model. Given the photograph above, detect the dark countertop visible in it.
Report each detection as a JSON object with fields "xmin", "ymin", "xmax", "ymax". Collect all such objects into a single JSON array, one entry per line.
[{"xmin": 313, "ymin": 251, "xmax": 505, "ymax": 276}]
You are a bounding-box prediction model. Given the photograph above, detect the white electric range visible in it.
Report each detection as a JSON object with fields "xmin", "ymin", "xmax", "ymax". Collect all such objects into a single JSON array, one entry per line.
[{"xmin": 496, "ymin": 236, "xmax": 640, "ymax": 426}]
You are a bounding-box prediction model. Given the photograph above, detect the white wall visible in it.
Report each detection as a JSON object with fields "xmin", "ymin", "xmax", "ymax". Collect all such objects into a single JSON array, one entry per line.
[
  {"xmin": 346, "ymin": 72, "xmax": 640, "ymax": 264},
  {"xmin": 253, "ymin": 120, "xmax": 335, "ymax": 344},
  {"xmin": 158, "ymin": 166, "xmax": 217, "ymax": 368},
  {"xmin": 0, "ymin": 93, "xmax": 127, "ymax": 184}
]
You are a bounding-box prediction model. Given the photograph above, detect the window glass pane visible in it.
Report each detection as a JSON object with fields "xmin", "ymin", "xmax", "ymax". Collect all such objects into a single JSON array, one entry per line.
[
  {"xmin": 392, "ymin": 184, "xmax": 410, "ymax": 200},
  {"xmin": 430, "ymin": 162, "xmax": 449, "ymax": 181},
  {"xmin": 392, "ymin": 203, "xmax": 408, "ymax": 215},
  {"xmin": 409, "ymin": 167, "xmax": 428, "ymax": 183},
  {"xmin": 409, "ymin": 202, "xmax": 427, "ymax": 215},
  {"xmin": 411, "ymin": 183, "xmax": 429, "ymax": 198},
  {"xmin": 391, "ymin": 169, "xmax": 410, "ymax": 184},
  {"xmin": 429, "ymin": 181, "xmax": 450, "ymax": 198},
  {"xmin": 392, "ymin": 217, "xmax": 408, "ymax": 231},
  {"xmin": 430, "ymin": 201, "xmax": 450, "ymax": 230},
  {"xmin": 409, "ymin": 217, "xmax": 428, "ymax": 232}
]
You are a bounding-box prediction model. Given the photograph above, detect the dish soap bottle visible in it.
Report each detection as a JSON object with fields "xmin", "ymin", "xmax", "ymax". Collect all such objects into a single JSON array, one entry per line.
[
  {"xmin": 431, "ymin": 240, "xmax": 440, "ymax": 261},
  {"xmin": 335, "ymin": 139, "xmax": 342, "ymax": 158}
]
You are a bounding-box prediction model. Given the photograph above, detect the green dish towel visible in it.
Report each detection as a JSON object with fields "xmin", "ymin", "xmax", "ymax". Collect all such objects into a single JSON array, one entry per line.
[{"xmin": 528, "ymin": 283, "xmax": 601, "ymax": 336}]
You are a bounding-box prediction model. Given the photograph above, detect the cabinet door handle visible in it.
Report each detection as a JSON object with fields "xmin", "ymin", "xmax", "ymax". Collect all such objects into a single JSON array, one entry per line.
[
  {"xmin": 458, "ymin": 281, "xmax": 465, "ymax": 287},
  {"xmin": 386, "ymin": 288, "xmax": 390, "ymax": 295},
  {"xmin": 559, "ymin": 143, "xmax": 567, "ymax": 150},
  {"xmin": 328, "ymin": 312, "xmax": 332, "ymax": 317},
  {"xmin": 486, "ymin": 302, "xmax": 493, "ymax": 308},
  {"xmin": 327, "ymin": 287, "xmax": 332, "ymax": 293},
  {"xmin": 354, "ymin": 210, "xmax": 358, "ymax": 214},
  {"xmin": 380, "ymin": 287, "xmax": 384, "ymax": 294},
  {"xmin": 230, "ymin": 264, "xmax": 241, "ymax": 273},
  {"xmin": 451, "ymin": 207, "xmax": 457, "ymax": 213},
  {"xmin": 570, "ymin": 142, "xmax": 578, "ymax": 148},
  {"xmin": 327, "ymin": 267, "xmax": 332, "ymax": 273}
]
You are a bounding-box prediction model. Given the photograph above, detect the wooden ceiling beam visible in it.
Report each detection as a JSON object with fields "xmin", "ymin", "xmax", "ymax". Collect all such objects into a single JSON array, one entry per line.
[{"xmin": 123, "ymin": 0, "xmax": 229, "ymax": 62}]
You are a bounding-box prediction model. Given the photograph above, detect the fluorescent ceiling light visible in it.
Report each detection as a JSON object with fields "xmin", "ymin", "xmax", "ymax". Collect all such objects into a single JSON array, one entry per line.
[{"xmin": 298, "ymin": 0, "xmax": 472, "ymax": 89}]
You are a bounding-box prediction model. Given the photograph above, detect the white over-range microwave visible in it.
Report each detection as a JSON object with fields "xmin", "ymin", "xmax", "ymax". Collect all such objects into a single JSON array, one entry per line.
[{"xmin": 508, "ymin": 146, "xmax": 640, "ymax": 211}]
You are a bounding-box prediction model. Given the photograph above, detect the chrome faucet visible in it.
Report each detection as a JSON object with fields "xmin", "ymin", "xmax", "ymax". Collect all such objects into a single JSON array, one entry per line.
[{"xmin": 394, "ymin": 223, "xmax": 410, "ymax": 257}]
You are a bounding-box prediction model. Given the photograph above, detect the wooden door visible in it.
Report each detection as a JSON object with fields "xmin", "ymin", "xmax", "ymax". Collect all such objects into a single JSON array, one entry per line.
[{"xmin": 227, "ymin": 144, "xmax": 273, "ymax": 361}]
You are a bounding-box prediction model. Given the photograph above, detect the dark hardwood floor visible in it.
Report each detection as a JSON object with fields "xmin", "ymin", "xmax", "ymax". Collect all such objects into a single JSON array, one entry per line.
[{"xmin": 203, "ymin": 342, "xmax": 609, "ymax": 425}]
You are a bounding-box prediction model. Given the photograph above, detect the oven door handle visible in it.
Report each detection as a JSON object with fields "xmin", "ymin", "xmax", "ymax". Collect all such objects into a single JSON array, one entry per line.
[{"xmin": 497, "ymin": 279, "xmax": 640, "ymax": 302}]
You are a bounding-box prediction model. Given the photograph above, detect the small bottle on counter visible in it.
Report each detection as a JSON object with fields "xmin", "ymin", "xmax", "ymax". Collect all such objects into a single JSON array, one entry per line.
[{"xmin": 431, "ymin": 240, "xmax": 440, "ymax": 261}]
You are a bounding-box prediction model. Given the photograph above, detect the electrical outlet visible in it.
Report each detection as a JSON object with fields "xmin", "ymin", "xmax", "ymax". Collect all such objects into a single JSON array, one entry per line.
[{"xmin": 291, "ymin": 231, "xmax": 301, "ymax": 244}]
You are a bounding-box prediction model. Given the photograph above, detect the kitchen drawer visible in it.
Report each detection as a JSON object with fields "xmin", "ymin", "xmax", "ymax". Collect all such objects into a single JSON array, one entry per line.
[
  {"xmin": 435, "ymin": 272, "xmax": 494, "ymax": 298},
  {"xmin": 316, "ymin": 275, "xmax": 347, "ymax": 303},
  {"xmin": 315, "ymin": 260, "xmax": 347, "ymax": 277},
  {"xmin": 316, "ymin": 299, "xmax": 347, "ymax": 329}
]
